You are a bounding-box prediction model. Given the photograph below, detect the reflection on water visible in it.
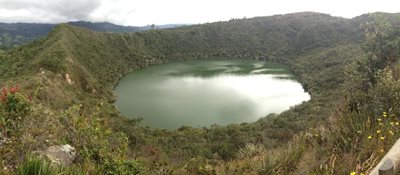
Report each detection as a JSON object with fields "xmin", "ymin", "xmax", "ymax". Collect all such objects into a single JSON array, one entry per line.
[{"xmin": 114, "ymin": 60, "xmax": 310, "ymax": 129}]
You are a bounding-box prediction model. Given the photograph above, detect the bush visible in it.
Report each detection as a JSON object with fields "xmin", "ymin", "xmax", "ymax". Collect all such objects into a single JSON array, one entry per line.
[
  {"xmin": 61, "ymin": 105, "xmax": 144, "ymax": 174},
  {"xmin": 238, "ymin": 143, "xmax": 266, "ymax": 159},
  {"xmin": 102, "ymin": 159, "xmax": 142, "ymax": 175},
  {"xmin": 184, "ymin": 157, "xmax": 216, "ymax": 175},
  {"xmin": 0, "ymin": 84, "xmax": 30, "ymax": 136},
  {"xmin": 38, "ymin": 51, "xmax": 66, "ymax": 73}
]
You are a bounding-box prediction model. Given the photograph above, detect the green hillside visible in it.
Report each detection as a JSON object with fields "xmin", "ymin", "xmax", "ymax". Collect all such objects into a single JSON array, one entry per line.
[
  {"xmin": 1, "ymin": 12, "xmax": 400, "ymax": 174},
  {"xmin": 0, "ymin": 21, "xmax": 182, "ymax": 49}
]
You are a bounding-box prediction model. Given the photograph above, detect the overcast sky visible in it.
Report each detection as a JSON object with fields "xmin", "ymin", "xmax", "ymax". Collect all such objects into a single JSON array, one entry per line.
[{"xmin": 0, "ymin": 0, "xmax": 399, "ymax": 26}]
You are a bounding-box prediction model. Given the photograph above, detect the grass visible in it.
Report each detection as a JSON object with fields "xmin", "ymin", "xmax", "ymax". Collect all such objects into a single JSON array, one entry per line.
[{"xmin": 18, "ymin": 156, "xmax": 86, "ymax": 175}]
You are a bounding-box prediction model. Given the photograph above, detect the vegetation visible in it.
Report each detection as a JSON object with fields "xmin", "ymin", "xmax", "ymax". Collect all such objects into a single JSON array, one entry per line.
[
  {"xmin": 18, "ymin": 156, "xmax": 86, "ymax": 175},
  {"xmin": 0, "ymin": 21, "xmax": 183, "ymax": 48},
  {"xmin": 0, "ymin": 12, "xmax": 400, "ymax": 174}
]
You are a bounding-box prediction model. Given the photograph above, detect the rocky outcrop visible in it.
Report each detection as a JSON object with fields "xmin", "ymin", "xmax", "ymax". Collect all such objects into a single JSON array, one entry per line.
[{"xmin": 38, "ymin": 144, "xmax": 76, "ymax": 166}]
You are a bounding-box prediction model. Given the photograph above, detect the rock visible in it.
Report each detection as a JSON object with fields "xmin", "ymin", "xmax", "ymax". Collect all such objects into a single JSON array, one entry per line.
[
  {"xmin": 66, "ymin": 57, "xmax": 74, "ymax": 63},
  {"xmin": 65, "ymin": 73, "xmax": 74, "ymax": 85},
  {"xmin": 39, "ymin": 68, "xmax": 45, "ymax": 74},
  {"xmin": 41, "ymin": 144, "xmax": 76, "ymax": 166},
  {"xmin": 0, "ymin": 133, "xmax": 6, "ymax": 148}
]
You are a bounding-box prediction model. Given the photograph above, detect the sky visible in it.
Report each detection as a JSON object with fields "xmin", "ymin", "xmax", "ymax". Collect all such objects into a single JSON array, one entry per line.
[{"xmin": 0, "ymin": 0, "xmax": 399, "ymax": 26}]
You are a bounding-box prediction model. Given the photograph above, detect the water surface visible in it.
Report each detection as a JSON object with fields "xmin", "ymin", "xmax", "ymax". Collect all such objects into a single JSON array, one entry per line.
[{"xmin": 114, "ymin": 60, "xmax": 310, "ymax": 128}]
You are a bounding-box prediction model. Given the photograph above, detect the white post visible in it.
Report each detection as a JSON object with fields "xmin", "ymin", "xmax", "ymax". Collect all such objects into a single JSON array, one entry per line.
[{"xmin": 370, "ymin": 138, "xmax": 400, "ymax": 175}]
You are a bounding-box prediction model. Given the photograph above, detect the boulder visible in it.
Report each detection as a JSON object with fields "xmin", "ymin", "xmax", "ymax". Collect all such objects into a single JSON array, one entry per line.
[{"xmin": 41, "ymin": 144, "xmax": 76, "ymax": 166}]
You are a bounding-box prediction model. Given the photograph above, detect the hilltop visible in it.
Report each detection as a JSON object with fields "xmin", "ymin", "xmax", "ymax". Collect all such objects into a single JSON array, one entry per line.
[
  {"xmin": 0, "ymin": 21, "xmax": 185, "ymax": 48},
  {"xmin": 0, "ymin": 12, "xmax": 400, "ymax": 174}
]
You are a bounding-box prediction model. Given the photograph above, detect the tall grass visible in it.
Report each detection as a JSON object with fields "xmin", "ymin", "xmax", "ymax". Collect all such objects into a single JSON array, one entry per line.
[
  {"xmin": 18, "ymin": 156, "xmax": 86, "ymax": 175},
  {"xmin": 18, "ymin": 157, "xmax": 52, "ymax": 175}
]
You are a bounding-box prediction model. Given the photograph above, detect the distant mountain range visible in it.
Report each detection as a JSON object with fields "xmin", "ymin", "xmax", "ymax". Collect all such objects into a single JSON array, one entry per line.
[{"xmin": 0, "ymin": 21, "xmax": 187, "ymax": 48}]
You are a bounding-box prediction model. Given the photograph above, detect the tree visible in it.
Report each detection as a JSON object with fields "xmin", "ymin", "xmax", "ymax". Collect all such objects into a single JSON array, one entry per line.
[{"xmin": 348, "ymin": 15, "xmax": 400, "ymax": 91}]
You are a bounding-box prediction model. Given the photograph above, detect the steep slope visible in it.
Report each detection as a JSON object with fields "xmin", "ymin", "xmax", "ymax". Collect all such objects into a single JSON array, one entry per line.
[
  {"xmin": 1, "ymin": 12, "xmax": 400, "ymax": 174},
  {"xmin": 0, "ymin": 21, "xmax": 184, "ymax": 48},
  {"xmin": 45, "ymin": 12, "xmax": 362, "ymax": 93}
]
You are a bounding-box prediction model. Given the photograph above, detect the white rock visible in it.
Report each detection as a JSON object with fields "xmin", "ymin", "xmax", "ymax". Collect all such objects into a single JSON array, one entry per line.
[
  {"xmin": 42, "ymin": 144, "xmax": 76, "ymax": 166},
  {"xmin": 65, "ymin": 73, "xmax": 73, "ymax": 85}
]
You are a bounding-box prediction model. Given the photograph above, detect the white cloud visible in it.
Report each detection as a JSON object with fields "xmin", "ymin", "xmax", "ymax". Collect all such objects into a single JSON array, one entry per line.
[
  {"xmin": 0, "ymin": 0, "xmax": 101, "ymax": 23},
  {"xmin": 0, "ymin": 0, "xmax": 399, "ymax": 26}
]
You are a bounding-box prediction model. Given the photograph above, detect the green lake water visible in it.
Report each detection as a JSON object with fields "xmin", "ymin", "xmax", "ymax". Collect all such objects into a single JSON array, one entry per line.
[{"xmin": 114, "ymin": 60, "xmax": 310, "ymax": 129}]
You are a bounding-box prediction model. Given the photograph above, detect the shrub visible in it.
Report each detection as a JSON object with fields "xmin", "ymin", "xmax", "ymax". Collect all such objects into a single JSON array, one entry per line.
[
  {"xmin": 102, "ymin": 159, "xmax": 142, "ymax": 175},
  {"xmin": 0, "ymin": 84, "xmax": 30, "ymax": 136},
  {"xmin": 237, "ymin": 143, "xmax": 266, "ymax": 159},
  {"xmin": 61, "ymin": 105, "xmax": 144, "ymax": 174},
  {"xmin": 184, "ymin": 157, "xmax": 216, "ymax": 175},
  {"xmin": 38, "ymin": 51, "xmax": 67, "ymax": 73}
]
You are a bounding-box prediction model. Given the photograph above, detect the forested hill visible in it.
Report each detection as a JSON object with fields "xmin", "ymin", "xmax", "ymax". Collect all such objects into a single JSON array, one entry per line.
[
  {"xmin": 0, "ymin": 21, "xmax": 185, "ymax": 48},
  {"xmin": 1, "ymin": 12, "xmax": 400, "ymax": 174},
  {"xmin": 4, "ymin": 12, "xmax": 398, "ymax": 95}
]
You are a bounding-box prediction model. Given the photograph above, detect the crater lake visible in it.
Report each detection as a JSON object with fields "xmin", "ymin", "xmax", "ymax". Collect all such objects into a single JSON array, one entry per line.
[{"xmin": 114, "ymin": 60, "xmax": 310, "ymax": 129}]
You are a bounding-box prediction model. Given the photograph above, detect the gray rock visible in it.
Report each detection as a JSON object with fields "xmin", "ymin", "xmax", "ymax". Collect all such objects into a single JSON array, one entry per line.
[
  {"xmin": 0, "ymin": 133, "xmax": 6, "ymax": 148},
  {"xmin": 41, "ymin": 144, "xmax": 76, "ymax": 166}
]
